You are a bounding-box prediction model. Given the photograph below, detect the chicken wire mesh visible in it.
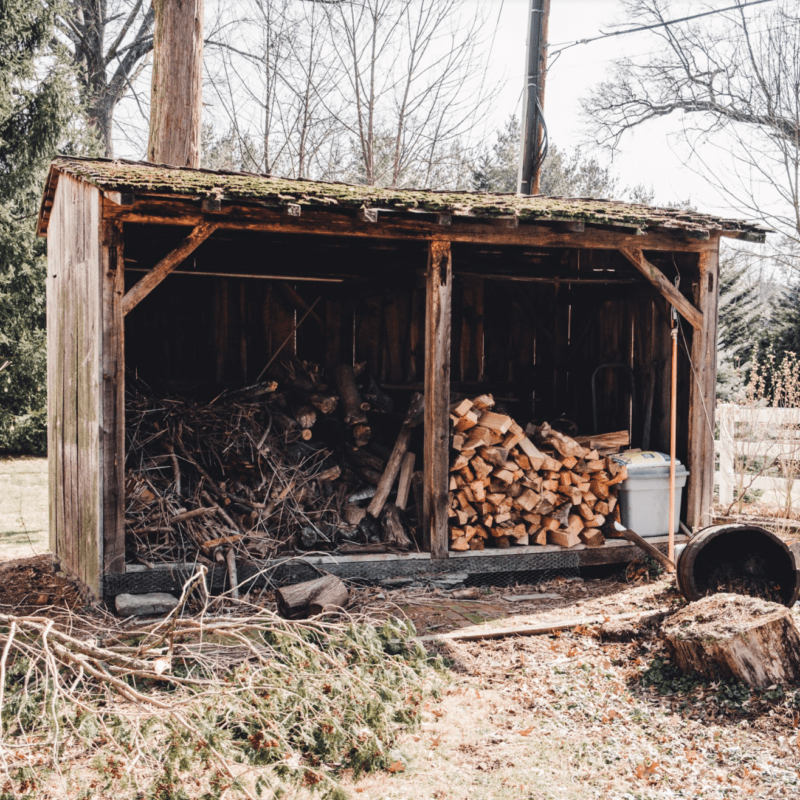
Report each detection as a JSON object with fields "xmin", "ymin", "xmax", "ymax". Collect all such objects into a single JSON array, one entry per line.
[{"xmin": 104, "ymin": 550, "xmax": 580, "ymax": 598}]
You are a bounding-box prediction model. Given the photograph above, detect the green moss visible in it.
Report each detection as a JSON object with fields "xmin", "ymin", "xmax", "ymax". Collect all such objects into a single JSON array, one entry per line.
[{"xmin": 45, "ymin": 155, "xmax": 769, "ymax": 241}]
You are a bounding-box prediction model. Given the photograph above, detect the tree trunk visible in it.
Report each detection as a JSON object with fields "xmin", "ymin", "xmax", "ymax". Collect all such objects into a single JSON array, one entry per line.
[
  {"xmin": 662, "ymin": 594, "xmax": 800, "ymax": 689},
  {"xmin": 147, "ymin": 0, "xmax": 204, "ymax": 168}
]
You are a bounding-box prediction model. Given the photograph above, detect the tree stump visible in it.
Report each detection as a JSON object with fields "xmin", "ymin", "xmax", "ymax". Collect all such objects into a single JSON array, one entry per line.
[
  {"xmin": 275, "ymin": 574, "xmax": 350, "ymax": 619},
  {"xmin": 661, "ymin": 593, "xmax": 800, "ymax": 689}
]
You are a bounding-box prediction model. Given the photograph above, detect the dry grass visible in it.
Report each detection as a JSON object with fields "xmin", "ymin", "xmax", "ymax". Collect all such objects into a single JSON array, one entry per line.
[{"xmin": 0, "ymin": 457, "xmax": 48, "ymax": 561}]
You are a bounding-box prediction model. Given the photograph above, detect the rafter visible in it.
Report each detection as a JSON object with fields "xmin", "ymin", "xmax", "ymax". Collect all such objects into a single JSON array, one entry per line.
[
  {"xmin": 619, "ymin": 248, "xmax": 703, "ymax": 330},
  {"xmin": 121, "ymin": 222, "xmax": 219, "ymax": 315}
]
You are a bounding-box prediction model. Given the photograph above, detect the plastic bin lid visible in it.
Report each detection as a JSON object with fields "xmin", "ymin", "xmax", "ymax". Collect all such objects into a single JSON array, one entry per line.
[{"xmin": 612, "ymin": 450, "xmax": 686, "ymax": 472}]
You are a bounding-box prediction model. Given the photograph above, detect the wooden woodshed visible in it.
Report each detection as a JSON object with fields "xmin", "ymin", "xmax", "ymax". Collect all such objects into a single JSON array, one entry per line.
[{"xmin": 38, "ymin": 156, "xmax": 767, "ymax": 598}]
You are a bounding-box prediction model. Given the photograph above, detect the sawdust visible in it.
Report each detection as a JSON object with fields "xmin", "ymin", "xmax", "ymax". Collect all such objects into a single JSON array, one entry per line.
[{"xmin": 662, "ymin": 592, "xmax": 791, "ymax": 641}]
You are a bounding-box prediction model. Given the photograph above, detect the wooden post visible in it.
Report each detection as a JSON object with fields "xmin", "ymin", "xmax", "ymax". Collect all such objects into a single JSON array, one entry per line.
[
  {"xmin": 423, "ymin": 241, "xmax": 452, "ymax": 558},
  {"xmin": 101, "ymin": 217, "xmax": 126, "ymax": 575},
  {"xmin": 686, "ymin": 245, "xmax": 720, "ymax": 529},
  {"xmin": 147, "ymin": 0, "xmax": 204, "ymax": 168},
  {"xmin": 717, "ymin": 404, "xmax": 735, "ymax": 508}
]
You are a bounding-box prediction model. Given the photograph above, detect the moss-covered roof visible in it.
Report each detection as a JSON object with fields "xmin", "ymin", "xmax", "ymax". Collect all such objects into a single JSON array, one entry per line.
[{"xmin": 40, "ymin": 155, "xmax": 769, "ymax": 242}]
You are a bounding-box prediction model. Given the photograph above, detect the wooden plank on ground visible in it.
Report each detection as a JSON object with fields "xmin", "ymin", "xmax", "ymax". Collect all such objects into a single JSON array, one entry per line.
[{"xmin": 417, "ymin": 609, "xmax": 667, "ymax": 643}]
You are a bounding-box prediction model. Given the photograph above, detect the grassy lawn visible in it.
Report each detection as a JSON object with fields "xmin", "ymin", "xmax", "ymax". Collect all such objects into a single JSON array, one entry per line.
[{"xmin": 0, "ymin": 456, "xmax": 49, "ymax": 561}]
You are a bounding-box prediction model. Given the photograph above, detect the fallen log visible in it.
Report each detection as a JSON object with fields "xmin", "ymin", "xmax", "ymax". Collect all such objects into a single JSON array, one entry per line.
[{"xmin": 275, "ymin": 574, "xmax": 350, "ymax": 619}]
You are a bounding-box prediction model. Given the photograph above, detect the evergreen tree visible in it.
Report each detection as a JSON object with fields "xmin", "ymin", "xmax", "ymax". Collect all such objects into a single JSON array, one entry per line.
[
  {"xmin": 716, "ymin": 252, "xmax": 762, "ymax": 400},
  {"xmin": 471, "ymin": 115, "xmax": 620, "ymax": 198},
  {"xmin": 0, "ymin": 0, "xmax": 77, "ymax": 453}
]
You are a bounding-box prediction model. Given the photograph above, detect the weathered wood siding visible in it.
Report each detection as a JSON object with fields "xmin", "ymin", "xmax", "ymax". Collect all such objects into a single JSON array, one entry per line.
[{"xmin": 47, "ymin": 175, "xmax": 103, "ymax": 595}]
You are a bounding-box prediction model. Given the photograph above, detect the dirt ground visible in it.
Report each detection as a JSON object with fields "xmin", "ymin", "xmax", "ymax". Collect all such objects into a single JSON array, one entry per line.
[
  {"xmin": 336, "ymin": 572, "xmax": 800, "ymax": 800},
  {"xmin": 1, "ymin": 458, "xmax": 799, "ymax": 799},
  {"xmin": 1, "ymin": 553, "xmax": 799, "ymax": 798}
]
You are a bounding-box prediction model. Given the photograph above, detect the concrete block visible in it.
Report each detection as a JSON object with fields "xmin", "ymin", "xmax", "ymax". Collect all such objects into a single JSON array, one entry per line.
[{"xmin": 115, "ymin": 592, "xmax": 179, "ymax": 616}]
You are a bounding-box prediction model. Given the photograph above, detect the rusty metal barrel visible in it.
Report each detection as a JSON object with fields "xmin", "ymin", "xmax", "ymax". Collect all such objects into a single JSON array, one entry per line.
[{"xmin": 676, "ymin": 524, "xmax": 800, "ymax": 607}]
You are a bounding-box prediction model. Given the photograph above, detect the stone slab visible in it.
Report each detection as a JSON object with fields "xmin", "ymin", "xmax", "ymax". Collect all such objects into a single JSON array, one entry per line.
[{"xmin": 115, "ymin": 592, "xmax": 179, "ymax": 616}]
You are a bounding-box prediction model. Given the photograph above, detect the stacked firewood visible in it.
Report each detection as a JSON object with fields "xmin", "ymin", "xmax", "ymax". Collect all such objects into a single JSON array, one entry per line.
[{"xmin": 448, "ymin": 395, "xmax": 628, "ymax": 551}]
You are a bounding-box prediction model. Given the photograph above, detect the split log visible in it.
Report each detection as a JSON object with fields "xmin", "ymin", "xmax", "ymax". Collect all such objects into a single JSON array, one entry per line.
[
  {"xmin": 574, "ymin": 430, "xmax": 630, "ymax": 455},
  {"xmin": 380, "ymin": 504, "xmax": 414, "ymax": 550},
  {"xmin": 352, "ymin": 424, "xmax": 371, "ymax": 448},
  {"xmin": 343, "ymin": 504, "xmax": 367, "ymax": 525},
  {"xmin": 309, "ymin": 394, "xmax": 338, "ymax": 415},
  {"xmin": 579, "ymin": 528, "xmax": 605, "ymax": 547},
  {"xmin": 395, "ymin": 452, "xmax": 416, "ymax": 510},
  {"xmin": 276, "ymin": 574, "xmax": 350, "ymax": 619},
  {"xmin": 334, "ymin": 365, "xmax": 368, "ymax": 426},
  {"xmin": 661, "ymin": 594, "xmax": 800, "ymax": 689},
  {"xmin": 294, "ymin": 405, "xmax": 317, "ymax": 430},
  {"xmin": 366, "ymin": 392, "xmax": 424, "ymax": 518}
]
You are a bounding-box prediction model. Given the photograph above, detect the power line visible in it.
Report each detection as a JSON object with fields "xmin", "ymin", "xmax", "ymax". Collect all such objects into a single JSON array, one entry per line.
[{"xmin": 549, "ymin": 0, "xmax": 777, "ymax": 62}]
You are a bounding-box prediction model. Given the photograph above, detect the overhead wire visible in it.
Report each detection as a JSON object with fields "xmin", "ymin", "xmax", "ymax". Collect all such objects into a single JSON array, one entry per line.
[{"xmin": 548, "ymin": 0, "xmax": 777, "ymax": 67}]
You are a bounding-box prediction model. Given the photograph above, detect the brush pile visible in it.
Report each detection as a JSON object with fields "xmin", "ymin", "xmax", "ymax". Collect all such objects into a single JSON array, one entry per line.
[
  {"xmin": 0, "ymin": 578, "xmax": 438, "ymax": 799},
  {"xmin": 125, "ymin": 360, "xmax": 420, "ymax": 567},
  {"xmin": 448, "ymin": 394, "xmax": 628, "ymax": 551}
]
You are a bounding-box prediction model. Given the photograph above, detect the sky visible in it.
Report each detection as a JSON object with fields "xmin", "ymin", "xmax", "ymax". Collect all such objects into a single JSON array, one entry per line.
[
  {"xmin": 110, "ymin": 0, "xmax": 774, "ymax": 225},
  {"xmin": 475, "ymin": 0, "xmax": 744, "ymax": 216}
]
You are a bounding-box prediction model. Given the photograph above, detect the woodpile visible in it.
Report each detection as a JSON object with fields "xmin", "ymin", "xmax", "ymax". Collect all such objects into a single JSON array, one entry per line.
[
  {"xmin": 125, "ymin": 359, "xmax": 421, "ymax": 567},
  {"xmin": 447, "ymin": 395, "xmax": 628, "ymax": 551}
]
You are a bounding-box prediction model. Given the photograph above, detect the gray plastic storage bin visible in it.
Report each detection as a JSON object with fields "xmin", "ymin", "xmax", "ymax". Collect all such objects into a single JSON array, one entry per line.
[{"xmin": 614, "ymin": 451, "xmax": 689, "ymax": 538}]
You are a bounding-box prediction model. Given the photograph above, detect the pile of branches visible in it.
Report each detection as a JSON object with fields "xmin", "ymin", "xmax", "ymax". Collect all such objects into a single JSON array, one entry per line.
[
  {"xmin": 125, "ymin": 367, "xmax": 405, "ymax": 567},
  {"xmin": 0, "ymin": 573, "xmax": 438, "ymax": 799}
]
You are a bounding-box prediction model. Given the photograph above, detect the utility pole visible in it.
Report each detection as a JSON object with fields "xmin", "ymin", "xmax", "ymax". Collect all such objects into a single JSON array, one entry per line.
[
  {"xmin": 147, "ymin": 0, "xmax": 204, "ymax": 168},
  {"xmin": 518, "ymin": 0, "xmax": 550, "ymax": 195}
]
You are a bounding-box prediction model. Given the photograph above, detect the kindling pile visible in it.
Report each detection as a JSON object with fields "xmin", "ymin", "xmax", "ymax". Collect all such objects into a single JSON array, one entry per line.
[
  {"xmin": 448, "ymin": 395, "xmax": 629, "ymax": 551},
  {"xmin": 125, "ymin": 359, "xmax": 419, "ymax": 567}
]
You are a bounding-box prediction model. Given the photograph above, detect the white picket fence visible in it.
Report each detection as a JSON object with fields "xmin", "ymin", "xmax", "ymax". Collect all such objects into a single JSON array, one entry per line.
[{"xmin": 715, "ymin": 403, "xmax": 800, "ymax": 509}]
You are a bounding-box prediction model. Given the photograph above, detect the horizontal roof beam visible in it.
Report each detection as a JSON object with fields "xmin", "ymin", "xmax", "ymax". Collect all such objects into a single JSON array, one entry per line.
[{"xmin": 104, "ymin": 199, "xmax": 719, "ymax": 254}]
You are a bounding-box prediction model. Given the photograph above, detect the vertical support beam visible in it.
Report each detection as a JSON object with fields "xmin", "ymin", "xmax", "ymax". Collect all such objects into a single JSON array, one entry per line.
[
  {"xmin": 423, "ymin": 241, "xmax": 452, "ymax": 558},
  {"xmin": 686, "ymin": 245, "xmax": 720, "ymax": 529},
  {"xmin": 101, "ymin": 217, "xmax": 126, "ymax": 576},
  {"xmin": 325, "ymin": 298, "xmax": 342, "ymax": 374}
]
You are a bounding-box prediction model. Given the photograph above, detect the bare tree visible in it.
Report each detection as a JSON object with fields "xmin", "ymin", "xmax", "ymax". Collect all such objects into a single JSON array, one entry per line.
[
  {"xmin": 322, "ymin": 0, "xmax": 492, "ymax": 188},
  {"xmin": 582, "ymin": 0, "xmax": 800, "ymax": 250},
  {"xmin": 204, "ymin": 0, "xmax": 494, "ymax": 188},
  {"xmin": 206, "ymin": 0, "xmax": 341, "ymax": 176},
  {"xmin": 57, "ymin": 0, "xmax": 155, "ymax": 156}
]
